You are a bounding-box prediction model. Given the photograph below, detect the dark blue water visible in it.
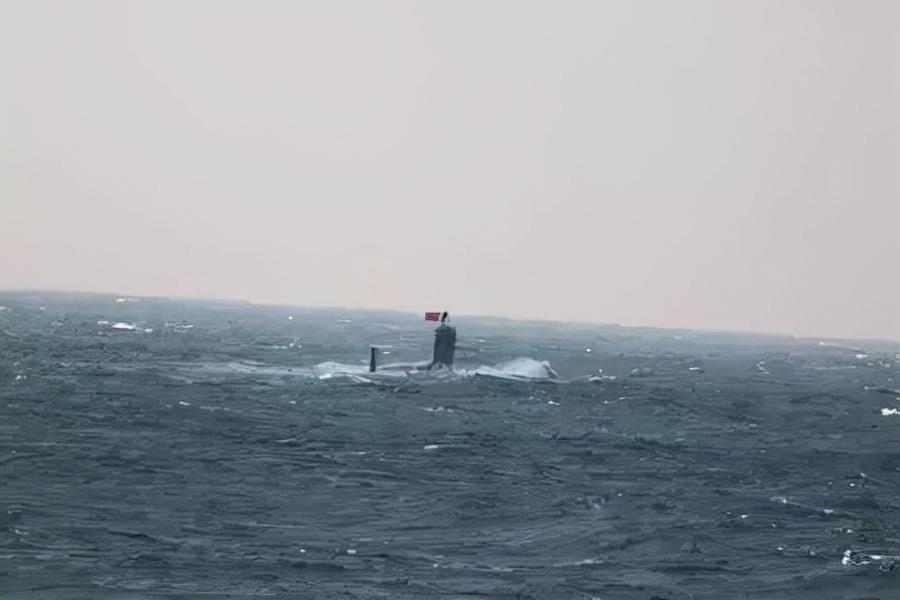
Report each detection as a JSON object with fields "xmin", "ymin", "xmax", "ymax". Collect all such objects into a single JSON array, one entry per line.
[{"xmin": 2, "ymin": 292, "xmax": 899, "ymax": 599}]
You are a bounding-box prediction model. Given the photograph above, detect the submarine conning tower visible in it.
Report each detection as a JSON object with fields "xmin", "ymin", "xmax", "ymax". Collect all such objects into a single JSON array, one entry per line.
[{"xmin": 430, "ymin": 313, "xmax": 457, "ymax": 369}]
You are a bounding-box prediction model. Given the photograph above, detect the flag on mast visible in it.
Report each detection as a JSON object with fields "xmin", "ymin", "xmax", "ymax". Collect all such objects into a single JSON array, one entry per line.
[{"xmin": 425, "ymin": 312, "xmax": 441, "ymax": 321}]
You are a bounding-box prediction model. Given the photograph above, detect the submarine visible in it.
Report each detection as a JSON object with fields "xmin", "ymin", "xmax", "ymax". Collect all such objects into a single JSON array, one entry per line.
[{"xmin": 369, "ymin": 311, "xmax": 457, "ymax": 373}]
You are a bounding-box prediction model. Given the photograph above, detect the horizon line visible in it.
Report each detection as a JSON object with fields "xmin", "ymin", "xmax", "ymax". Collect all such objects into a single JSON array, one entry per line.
[{"xmin": 1, "ymin": 286, "xmax": 898, "ymax": 347}]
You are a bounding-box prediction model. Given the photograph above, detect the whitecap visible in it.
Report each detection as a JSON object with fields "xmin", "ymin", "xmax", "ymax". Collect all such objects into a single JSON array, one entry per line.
[
  {"xmin": 589, "ymin": 375, "xmax": 617, "ymax": 383},
  {"xmin": 465, "ymin": 358, "xmax": 558, "ymax": 381},
  {"xmin": 842, "ymin": 549, "xmax": 900, "ymax": 569}
]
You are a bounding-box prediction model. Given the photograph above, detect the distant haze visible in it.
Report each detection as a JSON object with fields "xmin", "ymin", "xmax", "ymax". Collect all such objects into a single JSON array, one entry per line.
[{"xmin": 2, "ymin": 1, "xmax": 898, "ymax": 340}]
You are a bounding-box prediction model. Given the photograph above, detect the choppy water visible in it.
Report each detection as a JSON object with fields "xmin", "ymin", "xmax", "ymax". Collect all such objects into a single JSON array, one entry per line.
[{"xmin": 2, "ymin": 292, "xmax": 899, "ymax": 599}]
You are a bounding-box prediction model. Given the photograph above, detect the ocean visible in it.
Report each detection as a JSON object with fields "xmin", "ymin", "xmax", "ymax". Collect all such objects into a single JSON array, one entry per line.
[{"xmin": 2, "ymin": 291, "xmax": 899, "ymax": 599}]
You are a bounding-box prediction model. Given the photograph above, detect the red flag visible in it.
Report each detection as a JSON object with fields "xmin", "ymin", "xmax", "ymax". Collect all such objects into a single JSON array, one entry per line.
[{"xmin": 425, "ymin": 312, "xmax": 441, "ymax": 321}]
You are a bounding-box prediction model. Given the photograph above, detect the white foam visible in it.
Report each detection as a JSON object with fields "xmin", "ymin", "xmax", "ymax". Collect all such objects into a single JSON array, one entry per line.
[
  {"xmin": 842, "ymin": 549, "xmax": 899, "ymax": 567},
  {"xmin": 468, "ymin": 358, "xmax": 558, "ymax": 381},
  {"xmin": 881, "ymin": 408, "xmax": 900, "ymax": 416},
  {"xmin": 193, "ymin": 358, "xmax": 557, "ymax": 384},
  {"xmin": 192, "ymin": 360, "xmax": 402, "ymax": 382},
  {"xmin": 312, "ymin": 361, "xmax": 399, "ymax": 381},
  {"xmin": 589, "ymin": 375, "xmax": 617, "ymax": 383},
  {"xmin": 553, "ymin": 557, "xmax": 604, "ymax": 567},
  {"xmin": 423, "ymin": 444, "xmax": 440, "ymax": 450}
]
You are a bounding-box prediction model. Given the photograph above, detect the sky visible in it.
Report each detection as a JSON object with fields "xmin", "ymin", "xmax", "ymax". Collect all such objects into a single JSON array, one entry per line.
[{"xmin": 1, "ymin": 0, "xmax": 898, "ymax": 340}]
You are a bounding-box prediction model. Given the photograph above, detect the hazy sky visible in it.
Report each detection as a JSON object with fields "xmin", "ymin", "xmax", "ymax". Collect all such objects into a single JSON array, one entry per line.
[{"xmin": 2, "ymin": 1, "xmax": 898, "ymax": 340}]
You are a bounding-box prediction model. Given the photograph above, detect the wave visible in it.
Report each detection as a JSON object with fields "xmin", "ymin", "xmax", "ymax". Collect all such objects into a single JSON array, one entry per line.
[
  {"xmin": 310, "ymin": 361, "xmax": 410, "ymax": 381},
  {"xmin": 463, "ymin": 358, "xmax": 559, "ymax": 381},
  {"xmin": 183, "ymin": 357, "xmax": 560, "ymax": 384},
  {"xmin": 842, "ymin": 549, "xmax": 900, "ymax": 571},
  {"xmin": 311, "ymin": 357, "xmax": 560, "ymax": 382}
]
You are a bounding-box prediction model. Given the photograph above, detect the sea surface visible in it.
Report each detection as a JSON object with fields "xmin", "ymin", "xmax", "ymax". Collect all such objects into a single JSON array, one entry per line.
[{"xmin": 2, "ymin": 292, "xmax": 899, "ymax": 599}]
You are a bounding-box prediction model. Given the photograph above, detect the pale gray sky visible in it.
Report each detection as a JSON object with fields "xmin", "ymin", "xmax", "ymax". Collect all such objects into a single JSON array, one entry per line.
[{"xmin": 2, "ymin": 1, "xmax": 898, "ymax": 340}]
